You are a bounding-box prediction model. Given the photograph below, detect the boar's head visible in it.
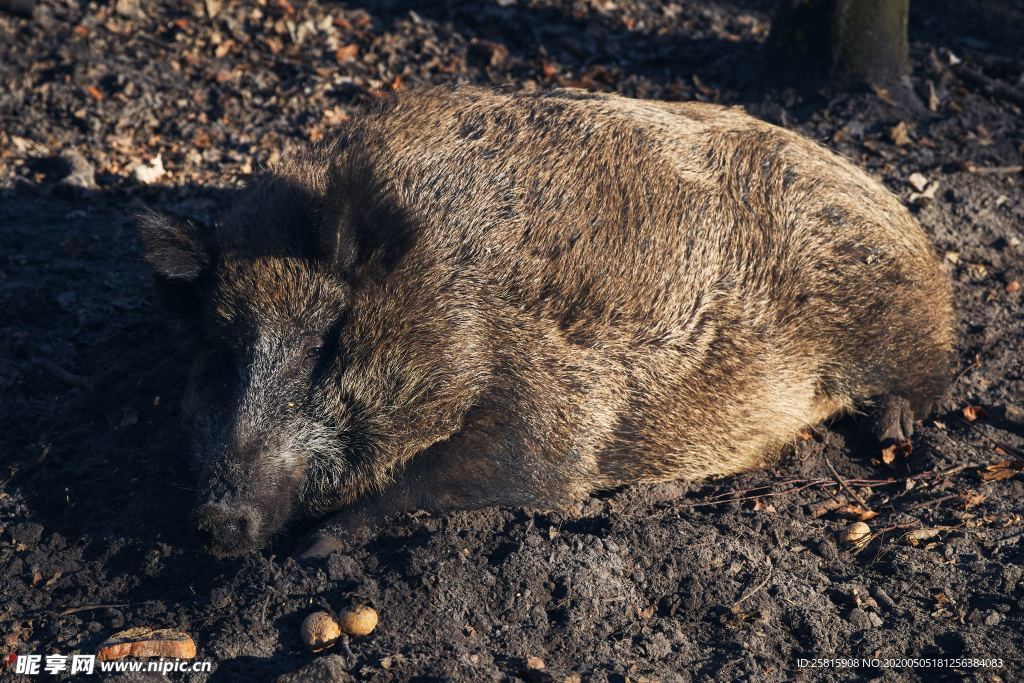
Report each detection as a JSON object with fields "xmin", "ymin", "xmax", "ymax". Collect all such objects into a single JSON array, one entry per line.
[{"xmin": 137, "ymin": 155, "xmax": 489, "ymax": 556}]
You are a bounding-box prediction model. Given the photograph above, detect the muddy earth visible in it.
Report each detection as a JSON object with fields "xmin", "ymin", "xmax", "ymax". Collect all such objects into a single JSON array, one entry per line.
[{"xmin": 1, "ymin": 1, "xmax": 1023, "ymax": 680}]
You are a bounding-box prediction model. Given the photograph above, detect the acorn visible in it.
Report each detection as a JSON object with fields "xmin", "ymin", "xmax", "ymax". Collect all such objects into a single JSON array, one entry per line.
[
  {"xmin": 337, "ymin": 605, "xmax": 378, "ymax": 637},
  {"xmin": 301, "ymin": 611, "xmax": 341, "ymax": 652}
]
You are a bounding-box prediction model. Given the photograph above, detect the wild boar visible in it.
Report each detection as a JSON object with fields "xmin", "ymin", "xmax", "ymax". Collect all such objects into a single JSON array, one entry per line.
[{"xmin": 138, "ymin": 85, "xmax": 954, "ymax": 557}]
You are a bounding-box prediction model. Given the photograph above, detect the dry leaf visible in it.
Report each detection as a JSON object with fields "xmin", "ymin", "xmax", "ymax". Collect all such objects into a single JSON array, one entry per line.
[
  {"xmin": 889, "ymin": 121, "xmax": 911, "ymax": 146},
  {"xmin": 979, "ymin": 460, "xmax": 1023, "ymax": 482},
  {"xmin": 881, "ymin": 439, "xmax": 912, "ymax": 465},
  {"xmin": 926, "ymin": 81, "xmax": 940, "ymax": 112},
  {"xmin": 871, "ymin": 84, "xmax": 895, "ymax": 106},
  {"xmin": 834, "ymin": 504, "xmax": 878, "ymax": 522},
  {"xmin": 961, "ymin": 491, "xmax": 987, "ymax": 509},
  {"xmin": 962, "ymin": 405, "xmax": 986, "ymax": 422},
  {"xmin": 908, "ymin": 172, "xmax": 929, "ymax": 192},
  {"xmin": 133, "ymin": 155, "xmax": 166, "ymax": 184},
  {"xmin": 335, "ymin": 44, "xmax": 359, "ymax": 62}
]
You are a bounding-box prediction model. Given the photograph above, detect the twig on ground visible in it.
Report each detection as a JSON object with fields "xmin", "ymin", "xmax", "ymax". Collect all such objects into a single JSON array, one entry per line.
[
  {"xmin": 731, "ymin": 558, "xmax": 773, "ymax": 612},
  {"xmin": 58, "ymin": 603, "xmax": 130, "ymax": 616},
  {"xmin": 908, "ymin": 494, "xmax": 959, "ymax": 510},
  {"xmin": 958, "ymin": 65, "xmax": 1024, "ymax": 108},
  {"xmin": 962, "ymin": 162, "xmax": 1023, "ymax": 175},
  {"xmin": 33, "ymin": 358, "xmax": 94, "ymax": 391},
  {"xmin": 822, "ymin": 453, "xmax": 873, "ymax": 512}
]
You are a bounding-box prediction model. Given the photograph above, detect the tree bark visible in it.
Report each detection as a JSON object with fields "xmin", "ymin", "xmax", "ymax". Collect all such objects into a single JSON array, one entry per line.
[{"xmin": 766, "ymin": 0, "xmax": 910, "ymax": 90}]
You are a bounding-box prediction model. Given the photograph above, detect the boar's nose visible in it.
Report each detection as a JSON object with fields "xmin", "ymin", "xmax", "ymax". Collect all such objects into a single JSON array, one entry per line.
[{"xmin": 194, "ymin": 502, "xmax": 261, "ymax": 557}]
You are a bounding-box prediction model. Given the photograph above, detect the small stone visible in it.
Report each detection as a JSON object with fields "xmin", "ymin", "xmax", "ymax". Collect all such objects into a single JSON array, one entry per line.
[
  {"xmin": 114, "ymin": 0, "xmax": 142, "ymax": 18},
  {"xmin": 849, "ymin": 607, "xmax": 873, "ymax": 630},
  {"xmin": 872, "ymin": 586, "xmax": 898, "ymax": 612},
  {"xmin": 908, "ymin": 172, "xmax": 929, "ymax": 192},
  {"xmin": 133, "ymin": 155, "xmax": 166, "ymax": 185},
  {"xmin": 57, "ymin": 151, "xmax": 97, "ymax": 190}
]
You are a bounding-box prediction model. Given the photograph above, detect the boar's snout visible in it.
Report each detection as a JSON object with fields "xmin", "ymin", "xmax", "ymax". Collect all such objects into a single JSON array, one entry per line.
[{"xmin": 194, "ymin": 501, "xmax": 262, "ymax": 557}]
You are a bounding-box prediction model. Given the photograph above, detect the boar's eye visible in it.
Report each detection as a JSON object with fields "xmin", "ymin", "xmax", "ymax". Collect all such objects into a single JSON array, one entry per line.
[{"xmin": 300, "ymin": 339, "xmax": 324, "ymax": 369}]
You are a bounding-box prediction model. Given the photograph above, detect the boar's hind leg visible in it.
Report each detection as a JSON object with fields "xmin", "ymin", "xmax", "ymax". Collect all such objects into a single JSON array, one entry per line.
[{"xmin": 298, "ymin": 417, "xmax": 600, "ymax": 558}]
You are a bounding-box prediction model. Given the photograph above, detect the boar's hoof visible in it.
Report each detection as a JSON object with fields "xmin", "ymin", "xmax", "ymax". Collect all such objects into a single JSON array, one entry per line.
[
  {"xmin": 870, "ymin": 394, "xmax": 915, "ymax": 446},
  {"xmin": 194, "ymin": 502, "xmax": 261, "ymax": 557}
]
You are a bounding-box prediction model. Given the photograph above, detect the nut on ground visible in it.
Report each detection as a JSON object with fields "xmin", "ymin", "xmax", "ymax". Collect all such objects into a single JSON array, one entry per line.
[
  {"xmin": 839, "ymin": 521, "xmax": 872, "ymax": 545},
  {"xmin": 301, "ymin": 611, "xmax": 341, "ymax": 652},
  {"xmin": 338, "ymin": 605, "xmax": 378, "ymax": 636}
]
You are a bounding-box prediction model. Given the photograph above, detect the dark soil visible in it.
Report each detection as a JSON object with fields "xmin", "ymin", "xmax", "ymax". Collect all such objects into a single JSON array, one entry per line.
[{"xmin": 2, "ymin": 1, "xmax": 1023, "ymax": 681}]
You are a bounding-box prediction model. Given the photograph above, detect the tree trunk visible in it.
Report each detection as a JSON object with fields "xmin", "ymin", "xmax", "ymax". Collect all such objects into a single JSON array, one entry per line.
[{"xmin": 766, "ymin": 0, "xmax": 910, "ymax": 90}]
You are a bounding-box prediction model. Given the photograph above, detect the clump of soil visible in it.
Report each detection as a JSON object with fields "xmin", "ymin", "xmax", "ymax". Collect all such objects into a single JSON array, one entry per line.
[{"xmin": 1, "ymin": 1, "xmax": 1022, "ymax": 680}]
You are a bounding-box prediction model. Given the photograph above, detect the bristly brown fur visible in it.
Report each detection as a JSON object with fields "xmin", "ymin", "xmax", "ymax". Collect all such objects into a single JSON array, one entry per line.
[{"xmin": 140, "ymin": 85, "xmax": 954, "ymax": 555}]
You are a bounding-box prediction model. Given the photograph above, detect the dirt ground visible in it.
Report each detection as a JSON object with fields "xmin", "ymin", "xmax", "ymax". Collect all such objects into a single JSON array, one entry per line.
[{"xmin": 1, "ymin": 1, "xmax": 1023, "ymax": 681}]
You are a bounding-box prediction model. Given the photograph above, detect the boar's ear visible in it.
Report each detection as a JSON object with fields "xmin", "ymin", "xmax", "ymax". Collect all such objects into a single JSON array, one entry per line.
[
  {"xmin": 137, "ymin": 208, "xmax": 213, "ymax": 318},
  {"xmin": 136, "ymin": 208, "xmax": 211, "ymax": 282},
  {"xmin": 315, "ymin": 160, "xmax": 416, "ymax": 277}
]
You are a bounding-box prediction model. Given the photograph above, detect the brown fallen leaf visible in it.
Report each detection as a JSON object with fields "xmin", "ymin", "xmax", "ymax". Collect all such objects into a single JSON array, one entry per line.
[
  {"xmin": 834, "ymin": 504, "xmax": 878, "ymax": 522},
  {"xmin": 889, "ymin": 121, "xmax": 911, "ymax": 146},
  {"xmin": 97, "ymin": 627, "xmax": 196, "ymax": 661},
  {"xmin": 526, "ymin": 655, "xmax": 545, "ymax": 670},
  {"xmin": 960, "ymin": 490, "xmax": 987, "ymax": 509},
  {"xmin": 881, "ymin": 439, "xmax": 912, "ymax": 465},
  {"xmin": 335, "ymin": 44, "xmax": 359, "ymax": 62},
  {"xmin": 85, "ymin": 85, "xmax": 105, "ymax": 102},
  {"xmin": 871, "ymin": 84, "xmax": 895, "ymax": 106},
  {"xmin": 962, "ymin": 405, "xmax": 986, "ymax": 422},
  {"xmin": 901, "ymin": 528, "xmax": 942, "ymax": 547},
  {"xmin": 979, "ymin": 460, "xmax": 1023, "ymax": 482}
]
